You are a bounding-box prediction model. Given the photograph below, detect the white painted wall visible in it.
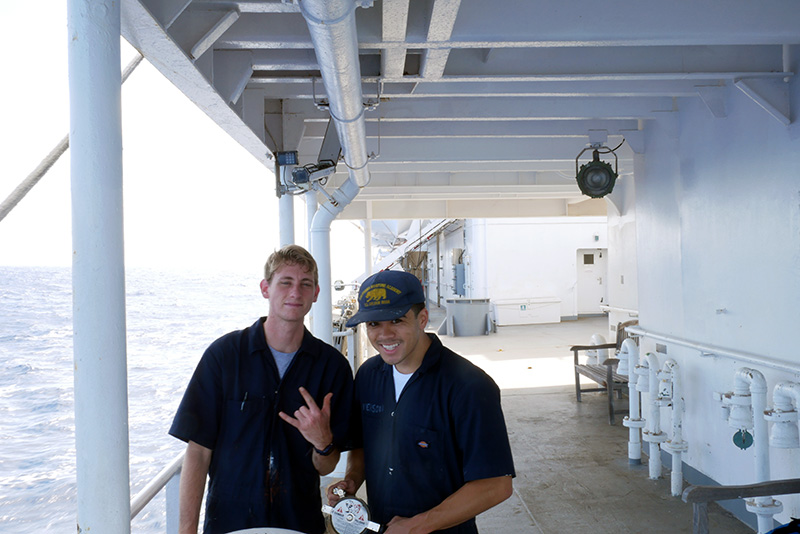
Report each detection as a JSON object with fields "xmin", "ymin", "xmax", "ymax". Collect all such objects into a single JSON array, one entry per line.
[
  {"xmin": 606, "ymin": 174, "xmax": 640, "ymax": 330},
  {"xmin": 463, "ymin": 217, "xmax": 608, "ymax": 321},
  {"xmin": 634, "ymin": 60, "xmax": 800, "ymax": 523}
]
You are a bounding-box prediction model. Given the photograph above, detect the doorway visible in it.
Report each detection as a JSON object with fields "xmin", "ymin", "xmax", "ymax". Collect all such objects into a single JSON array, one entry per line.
[{"xmin": 576, "ymin": 248, "xmax": 608, "ymax": 315}]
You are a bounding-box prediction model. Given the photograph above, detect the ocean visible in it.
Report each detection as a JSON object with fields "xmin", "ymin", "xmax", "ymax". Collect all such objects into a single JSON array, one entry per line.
[{"xmin": 0, "ymin": 266, "xmax": 269, "ymax": 533}]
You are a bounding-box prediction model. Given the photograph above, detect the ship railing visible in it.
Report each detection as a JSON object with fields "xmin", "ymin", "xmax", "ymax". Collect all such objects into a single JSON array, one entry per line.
[{"xmin": 130, "ymin": 451, "xmax": 184, "ymax": 534}]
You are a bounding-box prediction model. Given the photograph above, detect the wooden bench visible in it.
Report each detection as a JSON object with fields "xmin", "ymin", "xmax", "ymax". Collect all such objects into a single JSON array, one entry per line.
[
  {"xmin": 682, "ymin": 478, "xmax": 800, "ymax": 534},
  {"xmin": 572, "ymin": 320, "xmax": 638, "ymax": 425}
]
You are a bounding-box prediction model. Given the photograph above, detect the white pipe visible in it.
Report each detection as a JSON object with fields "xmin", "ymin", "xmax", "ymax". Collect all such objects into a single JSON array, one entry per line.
[
  {"xmin": 769, "ymin": 381, "xmax": 800, "ymax": 447},
  {"xmin": 304, "ymin": 189, "xmax": 318, "ymax": 330},
  {"xmin": 306, "ymin": 188, "xmax": 317, "ymax": 246},
  {"xmin": 68, "ymin": 1, "xmax": 131, "ymax": 532},
  {"xmin": 300, "ymin": 0, "xmax": 371, "ymax": 344},
  {"xmin": 279, "ymin": 168, "xmax": 295, "ymax": 247},
  {"xmin": 364, "ymin": 217, "xmax": 373, "ymax": 277},
  {"xmin": 628, "ymin": 325, "xmax": 800, "ymax": 376},
  {"xmin": 299, "ymin": 0, "xmax": 370, "ymax": 188},
  {"xmin": 733, "ymin": 368, "xmax": 777, "ymax": 534},
  {"xmin": 659, "ymin": 359, "xmax": 687, "ymax": 497},
  {"xmin": 642, "ymin": 352, "xmax": 666, "ymax": 480},
  {"xmin": 588, "ymin": 333, "xmax": 608, "ymax": 364},
  {"xmin": 617, "ymin": 337, "xmax": 635, "ymax": 376},
  {"xmin": 621, "ymin": 339, "xmax": 644, "ymax": 465},
  {"xmin": 734, "ymin": 369, "xmax": 769, "ymax": 482},
  {"xmin": 310, "ymin": 178, "xmax": 360, "ymax": 343}
]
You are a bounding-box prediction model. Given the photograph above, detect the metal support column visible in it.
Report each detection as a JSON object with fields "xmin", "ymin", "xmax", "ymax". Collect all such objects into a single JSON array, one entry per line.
[
  {"xmin": 305, "ymin": 190, "xmax": 318, "ymax": 331},
  {"xmin": 363, "ymin": 218, "xmax": 372, "ymax": 278},
  {"xmin": 67, "ymin": 1, "xmax": 130, "ymax": 532},
  {"xmin": 363, "ymin": 201, "xmax": 373, "ymax": 278},
  {"xmin": 305, "ymin": 189, "xmax": 317, "ymax": 247},
  {"xmin": 278, "ymin": 167, "xmax": 295, "ymax": 247}
]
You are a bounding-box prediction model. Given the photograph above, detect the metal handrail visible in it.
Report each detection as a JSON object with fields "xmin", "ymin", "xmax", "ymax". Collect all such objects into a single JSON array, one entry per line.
[
  {"xmin": 628, "ymin": 325, "xmax": 800, "ymax": 376},
  {"xmin": 599, "ymin": 304, "xmax": 638, "ymax": 317},
  {"xmin": 0, "ymin": 53, "xmax": 143, "ymax": 223},
  {"xmin": 130, "ymin": 452, "xmax": 184, "ymax": 520}
]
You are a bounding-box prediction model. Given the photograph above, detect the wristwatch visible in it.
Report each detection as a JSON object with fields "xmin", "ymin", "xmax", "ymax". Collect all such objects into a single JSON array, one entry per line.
[{"xmin": 314, "ymin": 442, "xmax": 335, "ymax": 456}]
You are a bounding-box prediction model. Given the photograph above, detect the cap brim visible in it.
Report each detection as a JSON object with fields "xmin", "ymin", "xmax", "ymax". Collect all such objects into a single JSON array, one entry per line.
[{"xmin": 345, "ymin": 304, "xmax": 413, "ymax": 328}]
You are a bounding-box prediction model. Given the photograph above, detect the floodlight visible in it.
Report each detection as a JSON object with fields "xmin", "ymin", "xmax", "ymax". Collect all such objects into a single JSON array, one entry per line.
[{"xmin": 575, "ymin": 146, "xmax": 618, "ymax": 198}]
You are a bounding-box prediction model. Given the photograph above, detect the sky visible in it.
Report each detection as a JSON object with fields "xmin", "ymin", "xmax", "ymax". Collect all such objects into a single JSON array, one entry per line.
[{"xmin": 0, "ymin": 2, "xmax": 366, "ymax": 281}]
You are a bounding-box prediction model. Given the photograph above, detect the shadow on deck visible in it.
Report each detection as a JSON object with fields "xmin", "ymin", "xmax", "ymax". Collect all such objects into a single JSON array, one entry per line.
[{"xmin": 441, "ymin": 314, "xmax": 753, "ymax": 534}]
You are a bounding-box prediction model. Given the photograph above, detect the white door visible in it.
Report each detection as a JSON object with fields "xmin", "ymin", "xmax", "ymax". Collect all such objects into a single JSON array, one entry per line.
[{"xmin": 577, "ymin": 249, "xmax": 608, "ymax": 315}]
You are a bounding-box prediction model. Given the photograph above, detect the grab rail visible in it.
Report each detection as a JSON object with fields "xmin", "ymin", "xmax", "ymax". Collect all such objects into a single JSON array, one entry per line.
[
  {"xmin": 628, "ymin": 325, "xmax": 800, "ymax": 376},
  {"xmin": 599, "ymin": 305, "xmax": 638, "ymax": 317},
  {"xmin": 130, "ymin": 451, "xmax": 184, "ymax": 532}
]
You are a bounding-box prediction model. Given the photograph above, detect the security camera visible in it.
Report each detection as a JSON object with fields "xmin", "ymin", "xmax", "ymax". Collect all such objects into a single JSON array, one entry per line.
[{"xmin": 291, "ymin": 160, "xmax": 336, "ymax": 186}]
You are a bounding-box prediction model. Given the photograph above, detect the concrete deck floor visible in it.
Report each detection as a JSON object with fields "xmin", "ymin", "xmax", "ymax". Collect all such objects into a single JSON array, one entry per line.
[
  {"xmin": 435, "ymin": 314, "xmax": 755, "ymax": 534},
  {"xmin": 322, "ymin": 314, "xmax": 756, "ymax": 533}
]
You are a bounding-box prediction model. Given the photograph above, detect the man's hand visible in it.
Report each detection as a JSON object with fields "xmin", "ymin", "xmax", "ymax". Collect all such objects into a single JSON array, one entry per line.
[
  {"xmin": 278, "ymin": 386, "xmax": 333, "ymax": 451},
  {"xmin": 385, "ymin": 515, "xmax": 427, "ymax": 534},
  {"xmin": 326, "ymin": 479, "xmax": 360, "ymax": 505}
]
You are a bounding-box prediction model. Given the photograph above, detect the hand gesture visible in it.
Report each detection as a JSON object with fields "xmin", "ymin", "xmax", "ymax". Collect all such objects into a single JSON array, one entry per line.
[{"xmin": 278, "ymin": 387, "xmax": 333, "ymax": 451}]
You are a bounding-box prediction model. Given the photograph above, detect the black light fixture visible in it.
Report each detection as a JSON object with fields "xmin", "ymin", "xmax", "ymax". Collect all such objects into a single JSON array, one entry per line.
[{"xmin": 575, "ymin": 145, "xmax": 618, "ymax": 198}]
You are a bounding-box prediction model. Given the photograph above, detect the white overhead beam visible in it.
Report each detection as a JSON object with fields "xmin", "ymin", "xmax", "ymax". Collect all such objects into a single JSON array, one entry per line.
[
  {"xmin": 381, "ymin": 0, "xmax": 410, "ymax": 78},
  {"xmin": 283, "ymin": 95, "xmax": 674, "ymax": 121},
  {"xmin": 121, "ymin": 0, "xmax": 272, "ymax": 166},
  {"xmin": 190, "ymin": 9, "xmax": 240, "ymax": 59}
]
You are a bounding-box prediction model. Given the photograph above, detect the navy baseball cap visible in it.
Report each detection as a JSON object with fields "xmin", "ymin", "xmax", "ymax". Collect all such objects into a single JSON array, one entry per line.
[{"xmin": 345, "ymin": 270, "xmax": 425, "ymax": 327}]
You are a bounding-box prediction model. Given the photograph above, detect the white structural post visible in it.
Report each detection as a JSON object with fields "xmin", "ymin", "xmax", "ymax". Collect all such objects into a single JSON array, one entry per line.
[
  {"xmin": 165, "ymin": 471, "xmax": 181, "ymax": 534},
  {"xmin": 310, "ymin": 178, "xmax": 360, "ymax": 344},
  {"xmin": 67, "ymin": 1, "xmax": 131, "ymax": 533},
  {"xmin": 305, "ymin": 189, "xmax": 317, "ymax": 246},
  {"xmin": 305, "ymin": 190, "xmax": 318, "ymax": 331},
  {"xmin": 364, "ymin": 202, "xmax": 373, "ymax": 278},
  {"xmin": 311, "ymin": 222, "xmax": 333, "ymax": 344},
  {"xmin": 279, "ymin": 168, "xmax": 295, "ymax": 247}
]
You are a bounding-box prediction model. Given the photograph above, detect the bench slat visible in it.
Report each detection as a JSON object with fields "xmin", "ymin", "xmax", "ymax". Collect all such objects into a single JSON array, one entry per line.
[{"xmin": 576, "ymin": 364, "xmax": 628, "ymax": 386}]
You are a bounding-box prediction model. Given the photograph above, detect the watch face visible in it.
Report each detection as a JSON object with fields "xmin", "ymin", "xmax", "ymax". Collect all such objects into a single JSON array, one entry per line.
[{"xmin": 329, "ymin": 497, "xmax": 371, "ymax": 534}]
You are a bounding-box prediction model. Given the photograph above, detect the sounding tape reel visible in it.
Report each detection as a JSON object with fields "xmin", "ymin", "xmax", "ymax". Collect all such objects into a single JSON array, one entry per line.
[{"xmin": 322, "ymin": 488, "xmax": 381, "ymax": 534}]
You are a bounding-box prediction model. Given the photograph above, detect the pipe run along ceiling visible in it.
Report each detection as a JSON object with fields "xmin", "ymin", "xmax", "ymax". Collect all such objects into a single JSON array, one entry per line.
[{"xmin": 121, "ymin": 0, "xmax": 800, "ymax": 219}]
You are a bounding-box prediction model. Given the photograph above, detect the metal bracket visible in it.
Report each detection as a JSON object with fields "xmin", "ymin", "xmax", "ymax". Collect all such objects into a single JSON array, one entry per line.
[
  {"xmin": 312, "ymin": 78, "xmax": 329, "ymax": 111},
  {"xmin": 695, "ymin": 84, "xmax": 727, "ymax": 119},
  {"xmin": 311, "ymin": 181, "xmax": 338, "ymax": 207},
  {"xmin": 314, "ymin": 78, "xmax": 381, "ymax": 112},
  {"xmin": 735, "ymin": 77, "xmax": 791, "ymax": 126}
]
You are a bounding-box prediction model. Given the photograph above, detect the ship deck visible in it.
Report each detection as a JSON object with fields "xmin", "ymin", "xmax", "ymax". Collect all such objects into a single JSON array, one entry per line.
[{"xmin": 325, "ymin": 314, "xmax": 754, "ymax": 534}]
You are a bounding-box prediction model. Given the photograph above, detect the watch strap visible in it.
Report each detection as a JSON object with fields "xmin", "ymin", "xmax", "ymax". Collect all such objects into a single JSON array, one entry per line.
[{"xmin": 314, "ymin": 442, "xmax": 335, "ymax": 456}]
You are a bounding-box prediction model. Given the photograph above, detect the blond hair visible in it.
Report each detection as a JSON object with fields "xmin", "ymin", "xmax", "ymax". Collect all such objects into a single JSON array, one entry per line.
[{"xmin": 264, "ymin": 244, "xmax": 319, "ymax": 284}]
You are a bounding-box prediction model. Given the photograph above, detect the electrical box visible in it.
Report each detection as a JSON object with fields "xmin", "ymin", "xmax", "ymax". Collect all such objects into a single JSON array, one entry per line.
[{"xmin": 454, "ymin": 264, "xmax": 466, "ymax": 296}]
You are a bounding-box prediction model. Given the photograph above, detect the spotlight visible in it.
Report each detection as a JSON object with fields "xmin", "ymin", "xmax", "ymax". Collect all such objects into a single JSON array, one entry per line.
[{"xmin": 575, "ymin": 145, "xmax": 618, "ymax": 198}]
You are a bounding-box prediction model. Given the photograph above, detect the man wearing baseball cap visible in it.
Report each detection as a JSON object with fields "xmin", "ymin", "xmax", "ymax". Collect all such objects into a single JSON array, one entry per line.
[{"xmin": 329, "ymin": 269, "xmax": 515, "ymax": 534}]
